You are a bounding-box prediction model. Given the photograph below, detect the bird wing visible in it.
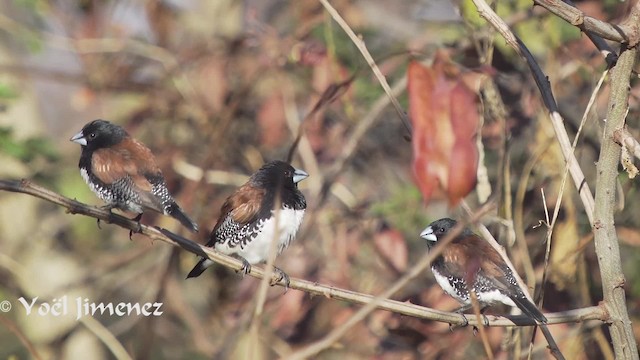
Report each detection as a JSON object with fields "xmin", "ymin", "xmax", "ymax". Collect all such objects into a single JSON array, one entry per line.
[
  {"xmin": 205, "ymin": 184, "xmax": 266, "ymax": 246},
  {"xmin": 441, "ymin": 237, "xmax": 517, "ymax": 295},
  {"xmin": 478, "ymin": 249, "xmax": 547, "ymax": 322},
  {"xmin": 91, "ymin": 139, "xmax": 164, "ymax": 212}
]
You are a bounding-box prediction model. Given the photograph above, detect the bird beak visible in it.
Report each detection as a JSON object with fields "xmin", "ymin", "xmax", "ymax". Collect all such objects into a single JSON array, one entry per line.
[
  {"xmin": 293, "ymin": 169, "xmax": 309, "ymax": 184},
  {"xmin": 70, "ymin": 130, "xmax": 87, "ymax": 146},
  {"xmin": 420, "ymin": 226, "xmax": 437, "ymax": 242}
]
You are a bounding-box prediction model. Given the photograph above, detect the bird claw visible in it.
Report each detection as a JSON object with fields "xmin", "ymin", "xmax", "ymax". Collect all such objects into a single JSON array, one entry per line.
[
  {"xmin": 471, "ymin": 315, "xmax": 490, "ymax": 336},
  {"xmin": 128, "ymin": 214, "xmax": 143, "ymax": 240},
  {"xmin": 96, "ymin": 204, "xmax": 116, "ymax": 229},
  {"xmin": 449, "ymin": 313, "xmax": 469, "ymax": 332},
  {"xmin": 271, "ymin": 267, "xmax": 290, "ymax": 292},
  {"xmin": 236, "ymin": 257, "xmax": 252, "ymax": 276}
]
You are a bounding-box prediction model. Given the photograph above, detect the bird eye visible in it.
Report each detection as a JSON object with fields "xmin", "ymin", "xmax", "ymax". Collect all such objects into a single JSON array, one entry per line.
[
  {"xmin": 89, "ymin": 133, "xmax": 96, "ymax": 139},
  {"xmin": 438, "ymin": 227, "xmax": 445, "ymax": 233},
  {"xmin": 284, "ymin": 170, "xmax": 292, "ymax": 177}
]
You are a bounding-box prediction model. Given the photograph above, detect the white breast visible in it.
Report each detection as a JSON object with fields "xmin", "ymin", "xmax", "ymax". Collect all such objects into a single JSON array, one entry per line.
[
  {"xmin": 216, "ymin": 207, "xmax": 305, "ymax": 264},
  {"xmin": 432, "ymin": 267, "xmax": 467, "ymax": 304},
  {"xmin": 81, "ymin": 168, "xmax": 114, "ymax": 204}
]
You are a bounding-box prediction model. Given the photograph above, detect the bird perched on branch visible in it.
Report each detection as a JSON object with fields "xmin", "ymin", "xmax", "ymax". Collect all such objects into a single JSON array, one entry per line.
[
  {"xmin": 186, "ymin": 160, "xmax": 307, "ymax": 288},
  {"xmin": 419, "ymin": 218, "xmax": 546, "ymax": 324},
  {"xmin": 70, "ymin": 119, "xmax": 199, "ymax": 234}
]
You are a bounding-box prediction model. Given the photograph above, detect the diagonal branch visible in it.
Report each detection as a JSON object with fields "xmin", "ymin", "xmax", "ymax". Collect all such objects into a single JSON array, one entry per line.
[
  {"xmin": 0, "ymin": 179, "xmax": 608, "ymax": 329},
  {"xmin": 471, "ymin": 0, "xmax": 596, "ymax": 224}
]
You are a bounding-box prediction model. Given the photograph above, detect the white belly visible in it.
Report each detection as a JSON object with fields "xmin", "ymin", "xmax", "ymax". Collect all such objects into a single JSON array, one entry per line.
[
  {"xmin": 432, "ymin": 267, "xmax": 467, "ymax": 303},
  {"xmin": 216, "ymin": 208, "xmax": 305, "ymax": 264}
]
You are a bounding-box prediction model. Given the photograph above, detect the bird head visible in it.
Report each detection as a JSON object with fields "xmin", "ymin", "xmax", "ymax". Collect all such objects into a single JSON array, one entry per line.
[
  {"xmin": 252, "ymin": 160, "xmax": 308, "ymax": 190},
  {"xmin": 70, "ymin": 119, "xmax": 128, "ymax": 150},
  {"xmin": 420, "ymin": 217, "xmax": 459, "ymax": 249}
]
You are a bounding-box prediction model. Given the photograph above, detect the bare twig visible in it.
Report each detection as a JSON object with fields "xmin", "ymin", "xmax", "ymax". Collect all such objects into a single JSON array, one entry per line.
[
  {"xmin": 470, "ymin": 291, "xmax": 494, "ymax": 359},
  {"xmin": 471, "ymin": 0, "xmax": 596, "ymax": 228},
  {"xmin": 79, "ymin": 316, "xmax": 133, "ymax": 360},
  {"xmin": 318, "ymin": 0, "xmax": 412, "ymax": 136},
  {"xmin": 285, "ymin": 74, "xmax": 356, "ymax": 164},
  {"xmin": 538, "ymin": 68, "xmax": 608, "ymax": 311},
  {"xmin": 614, "ymin": 127, "xmax": 640, "ymax": 160},
  {"xmin": 317, "ymin": 76, "xmax": 407, "ymax": 205},
  {"xmin": 0, "ymin": 315, "xmax": 43, "ymax": 360}
]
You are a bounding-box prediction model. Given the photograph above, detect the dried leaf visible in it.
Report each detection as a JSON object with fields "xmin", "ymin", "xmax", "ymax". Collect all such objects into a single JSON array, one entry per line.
[{"xmin": 408, "ymin": 52, "xmax": 480, "ymax": 205}]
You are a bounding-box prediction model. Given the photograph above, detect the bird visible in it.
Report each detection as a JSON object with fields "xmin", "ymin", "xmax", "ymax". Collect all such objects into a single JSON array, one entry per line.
[
  {"xmin": 186, "ymin": 160, "xmax": 307, "ymax": 288},
  {"xmin": 419, "ymin": 218, "xmax": 546, "ymax": 324},
  {"xmin": 70, "ymin": 119, "xmax": 199, "ymax": 234}
]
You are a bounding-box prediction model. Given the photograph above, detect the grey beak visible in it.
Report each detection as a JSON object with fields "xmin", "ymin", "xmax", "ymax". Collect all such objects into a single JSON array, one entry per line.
[
  {"xmin": 293, "ymin": 169, "xmax": 309, "ymax": 184},
  {"xmin": 70, "ymin": 130, "xmax": 87, "ymax": 146},
  {"xmin": 420, "ymin": 226, "xmax": 437, "ymax": 242}
]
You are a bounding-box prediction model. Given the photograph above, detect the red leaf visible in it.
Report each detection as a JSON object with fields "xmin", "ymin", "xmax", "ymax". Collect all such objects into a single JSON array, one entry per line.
[{"xmin": 408, "ymin": 52, "xmax": 480, "ymax": 205}]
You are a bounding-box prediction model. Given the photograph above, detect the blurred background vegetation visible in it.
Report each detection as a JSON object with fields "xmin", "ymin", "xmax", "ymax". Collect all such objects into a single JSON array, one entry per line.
[{"xmin": 0, "ymin": 0, "xmax": 638, "ymax": 359}]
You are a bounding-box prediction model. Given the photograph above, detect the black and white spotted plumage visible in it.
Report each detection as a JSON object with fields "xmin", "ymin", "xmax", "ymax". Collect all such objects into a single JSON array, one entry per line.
[
  {"xmin": 70, "ymin": 119, "xmax": 199, "ymax": 233},
  {"xmin": 420, "ymin": 218, "xmax": 546, "ymax": 323},
  {"xmin": 187, "ymin": 160, "xmax": 307, "ymax": 281}
]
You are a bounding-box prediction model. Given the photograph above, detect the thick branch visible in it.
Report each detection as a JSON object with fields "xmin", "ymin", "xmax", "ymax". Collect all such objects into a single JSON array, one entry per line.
[
  {"xmin": 594, "ymin": 43, "xmax": 639, "ymax": 360},
  {"xmin": 0, "ymin": 179, "xmax": 608, "ymax": 328},
  {"xmin": 534, "ymin": 0, "xmax": 639, "ymax": 46}
]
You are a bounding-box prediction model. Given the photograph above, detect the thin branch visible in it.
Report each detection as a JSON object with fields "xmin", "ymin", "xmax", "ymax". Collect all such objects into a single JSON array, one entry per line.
[
  {"xmin": 79, "ymin": 316, "xmax": 133, "ymax": 360},
  {"xmin": 0, "ymin": 179, "xmax": 607, "ymax": 329},
  {"xmin": 613, "ymin": 127, "xmax": 640, "ymax": 160},
  {"xmin": 317, "ymin": 76, "xmax": 407, "ymax": 205},
  {"xmin": 318, "ymin": 0, "xmax": 412, "ymax": 136},
  {"xmin": 538, "ymin": 68, "xmax": 609, "ymax": 310},
  {"xmin": 0, "ymin": 315, "xmax": 43, "ymax": 360},
  {"xmin": 471, "ymin": 0, "xmax": 596, "ymax": 225},
  {"xmin": 560, "ymin": 0, "xmax": 618, "ymax": 66},
  {"xmin": 285, "ymin": 73, "xmax": 356, "ymax": 164}
]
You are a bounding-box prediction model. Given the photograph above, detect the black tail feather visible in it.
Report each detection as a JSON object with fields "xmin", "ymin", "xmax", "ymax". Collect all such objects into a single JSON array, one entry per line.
[
  {"xmin": 166, "ymin": 203, "xmax": 199, "ymax": 233},
  {"xmin": 186, "ymin": 258, "xmax": 210, "ymax": 279},
  {"xmin": 510, "ymin": 295, "xmax": 547, "ymax": 323}
]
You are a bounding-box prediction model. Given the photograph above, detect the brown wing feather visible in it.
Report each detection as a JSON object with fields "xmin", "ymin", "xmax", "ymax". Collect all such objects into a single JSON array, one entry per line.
[
  {"xmin": 119, "ymin": 137, "xmax": 162, "ymax": 175},
  {"xmin": 212, "ymin": 184, "xmax": 265, "ymax": 230},
  {"xmin": 443, "ymin": 234, "xmax": 511, "ymax": 287},
  {"xmin": 91, "ymin": 137, "xmax": 162, "ymax": 192}
]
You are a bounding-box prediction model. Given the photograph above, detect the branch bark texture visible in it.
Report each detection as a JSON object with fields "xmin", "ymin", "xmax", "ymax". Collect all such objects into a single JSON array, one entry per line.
[{"xmin": 594, "ymin": 44, "xmax": 639, "ymax": 360}]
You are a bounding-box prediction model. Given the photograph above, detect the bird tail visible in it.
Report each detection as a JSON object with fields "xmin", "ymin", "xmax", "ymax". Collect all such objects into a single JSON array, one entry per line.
[
  {"xmin": 166, "ymin": 203, "xmax": 199, "ymax": 233},
  {"xmin": 510, "ymin": 295, "xmax": 547, "ymax": 323},
  {"xmin": 187, "ymin": 258, "xmax": 214, "ymax": 279},
  {"xmin": 155, "ymin": 227, "xmax": 213, "ymax": 278}
]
